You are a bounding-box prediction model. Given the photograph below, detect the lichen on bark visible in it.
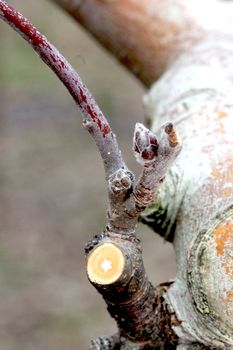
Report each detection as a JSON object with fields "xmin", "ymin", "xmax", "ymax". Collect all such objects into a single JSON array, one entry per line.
[{"xmin": 142, "ymin": 37, "xmax": 233, "ymax": 348}]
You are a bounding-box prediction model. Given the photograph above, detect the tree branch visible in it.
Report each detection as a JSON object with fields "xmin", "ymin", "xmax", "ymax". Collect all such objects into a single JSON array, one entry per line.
[
  {"xmin": 52, "ymin": 0, "xmax": 217, "ymax": 86},
  {"xmin": 0, "ymin": 0, "xmax": 126, "ymax": 179},
  {"xmin": 143, "ymin": 33, "xmax": 233, "ymax": 348},
  {"xmin": 0, "ymin": 1, "xmax": 183, "ymax": 349},
  {"xmin": 133, "ymin": 122, "xmax": 181, "ymax": 210},
  {"xmin": 44, "ymin": 0, "xmax": 233, "ymax": 348}
]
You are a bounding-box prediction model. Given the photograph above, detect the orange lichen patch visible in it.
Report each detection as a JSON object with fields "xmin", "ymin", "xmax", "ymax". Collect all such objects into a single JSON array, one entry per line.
[
  {"xmin": 225, "ymin": 264, "xmax": 233, "ymax": 277},
  {"xmin": 214, "ymin": 219, "xmax": 233, "ymax": 256},
  {"xmin": 218, "ymin": 110, "xmax": 228, "ymax": 119},
  {"xmin": 211, "ymin": 157, "xmax": 233, "ymax": 179},
  {"xmin": 222, "ymin": 188, "xmax": 233, "ymax": 198},
  {"xmin": 212, "ymin": 167, "xmax": 221, "ymax": 179},
  {"xmin": 214, "ymin": 106, "xmax": 228, "ymax": 119},
  {"xmin": 211, "ymin": 156, "xmax": 233, "ymax": 198},
  {"xmin": 87, "ymin": 243, "xmax": 125, "ymax": 285},
  {"xmin": 214, "ymin": 218, "xmax": 233, "ymax": 280},
  {"xmin": 224, "ymin": 291, "xmax": 233, "ymax": 303}
]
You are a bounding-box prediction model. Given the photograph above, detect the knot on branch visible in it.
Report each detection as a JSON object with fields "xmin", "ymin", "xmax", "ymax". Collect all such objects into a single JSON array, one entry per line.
[{"xmin": 108, "ymin": 169, "xmax": 134, "ymax": 196}]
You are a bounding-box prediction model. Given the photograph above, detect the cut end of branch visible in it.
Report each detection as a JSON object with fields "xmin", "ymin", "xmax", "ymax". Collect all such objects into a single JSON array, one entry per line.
[{"xmin": 87, "ymin": 243, "xmax": 125, "ymax": 285}]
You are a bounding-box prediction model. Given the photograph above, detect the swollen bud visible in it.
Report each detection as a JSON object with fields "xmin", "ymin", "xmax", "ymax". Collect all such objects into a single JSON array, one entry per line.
[{"xmin": 133, "ymin": 123, "xmax": 158, "ymax": 164}]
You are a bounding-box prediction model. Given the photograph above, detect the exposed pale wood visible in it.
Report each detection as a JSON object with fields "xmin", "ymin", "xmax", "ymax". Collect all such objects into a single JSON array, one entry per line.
[{"xmin": 87, "ymin": 243, "xmax": 125, "ymax": 285}]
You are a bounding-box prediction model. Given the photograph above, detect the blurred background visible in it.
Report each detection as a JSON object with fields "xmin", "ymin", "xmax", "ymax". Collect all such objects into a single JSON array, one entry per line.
[{"xmin": 0, "ymin": 1, "xmax": 176, "ymax": 349}]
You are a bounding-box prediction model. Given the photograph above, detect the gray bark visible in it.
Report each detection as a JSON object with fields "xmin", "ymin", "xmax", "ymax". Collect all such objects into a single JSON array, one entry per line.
[{"xmin": 143, "ymin": 37, "xmax": 233, "ymax": 348}]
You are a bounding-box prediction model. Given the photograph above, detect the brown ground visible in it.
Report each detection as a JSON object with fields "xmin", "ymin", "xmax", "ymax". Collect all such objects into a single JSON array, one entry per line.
[{"xmin": 0, "ymin": 1, "xmax": 176, "ymax": 349}]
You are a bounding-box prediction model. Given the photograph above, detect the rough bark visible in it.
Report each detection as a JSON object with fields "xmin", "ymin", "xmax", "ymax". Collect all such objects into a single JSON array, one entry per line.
[{"xmin": 143, "ymin": 37, "xmax": 233, "ymax": 348}]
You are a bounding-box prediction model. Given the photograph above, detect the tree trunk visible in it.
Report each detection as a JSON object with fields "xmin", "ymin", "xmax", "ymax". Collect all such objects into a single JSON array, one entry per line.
[{"xmin": 143, "ymin": 37, "xmax": 233, "ymax": 347}]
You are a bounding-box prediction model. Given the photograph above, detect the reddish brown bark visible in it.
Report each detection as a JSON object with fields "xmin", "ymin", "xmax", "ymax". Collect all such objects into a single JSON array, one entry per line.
[
  {"xmin": 52, "ymin": 0, "xmax": 232, "ymax": 87},
  {"xmin": 0, "ymin": 0, "xmax": 127, "ymax": 180}
]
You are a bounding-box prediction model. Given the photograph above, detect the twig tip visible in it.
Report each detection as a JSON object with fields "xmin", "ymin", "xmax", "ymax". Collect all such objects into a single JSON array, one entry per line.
[{"xmin": 164, "ymin": 122, "xmax": 181, "ymax": 148}]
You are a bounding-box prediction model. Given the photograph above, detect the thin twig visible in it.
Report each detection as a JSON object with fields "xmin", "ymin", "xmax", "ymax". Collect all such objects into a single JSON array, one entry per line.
[
  {"xmin": 0, "ymin": 0, "xmax": 126, "ymax": 179},
  {"xmin": 133, "ymin": 122, "xmax": 181, "ymax": 210}
]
